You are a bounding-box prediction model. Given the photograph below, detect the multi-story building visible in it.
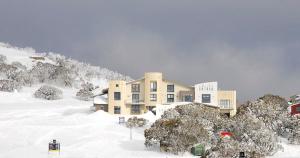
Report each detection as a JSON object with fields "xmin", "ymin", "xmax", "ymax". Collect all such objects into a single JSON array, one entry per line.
[
  {"xmin": 108, "ymin": 72, "xmax": 194, "ymax": 115},
  {"xmin": 103, "ymin": 72, "xmax": 237, "ymax": 117}
]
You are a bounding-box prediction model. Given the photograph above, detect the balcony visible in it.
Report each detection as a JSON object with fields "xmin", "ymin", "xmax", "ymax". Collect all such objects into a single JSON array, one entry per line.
[{"xmin": 126, "ymin": 100, "xmax": 145, "ymax": 105}]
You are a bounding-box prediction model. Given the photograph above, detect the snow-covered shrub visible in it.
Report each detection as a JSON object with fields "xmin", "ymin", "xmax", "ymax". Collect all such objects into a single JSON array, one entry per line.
[
  {"xmin": 34, "ymin": 85, "xmax": 63, "ymax": 100},
  {"xmin": 0, "ymin": 79, "xmax": 21, "ymax": 92},
  {"xmin": 76, "ymin": 82, "xmax": 94, "ymax": 101},
  {"xmin": 126, "ymin": 117, "xmax": 147, "ymax": 128},
  {"xmin": 0, "ymin": 54, "xmax": 6, "ymax": 63}
]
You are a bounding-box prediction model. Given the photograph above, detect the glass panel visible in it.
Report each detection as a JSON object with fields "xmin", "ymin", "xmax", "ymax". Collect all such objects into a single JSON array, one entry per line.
[
  {"xmin": 167, "ymin": 85, "xmax": 174, "ymax": 92},
  {"xmin": 114, "ymin": 92, "xmax": 121, "ymax": 100},
  {"xmin": 132, "ymin": 94, "xmax": 139, "ymax": 103},
  {"xmin": 150, "ymin": 81, "xmax": 157, "ymax": 92},
  {"xmin": 167, "ymin": 94, "xmax": 174, "ymax": 103},
  {"xmin": 150, "ymin": 94, "xmax": 157, "ymax": 101},
  {"xmin": 202, "ymin": 94, "xmax": 211, "ymax": 103},
  {"xmin": 114, "ymin": 106, "xmax": 121, "ymax": 114}
]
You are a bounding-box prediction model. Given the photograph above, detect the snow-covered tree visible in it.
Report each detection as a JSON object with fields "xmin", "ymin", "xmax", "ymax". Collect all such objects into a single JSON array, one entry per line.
[
  {"xmin": 0, "ymin": 63, "xmax": 18, "ymax": 80},
  {"xmin": 34, "ymin": 85, "xmax": 63, "ymax": 100},
  {"xmin": 76, "ymin": 82, "xmax": 94, "ymax": 101},
  {"xmin": 30, "ymin": 62, "xmax": 57, "ymax": 83},
  {"xmin": 0, "ymin": 79, "xmax": 21, "ymax": 92}
]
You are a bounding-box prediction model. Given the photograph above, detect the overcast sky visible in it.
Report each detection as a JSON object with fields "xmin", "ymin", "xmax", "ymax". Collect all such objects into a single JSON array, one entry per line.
[{"xmin": 0, "ymin": 0, "xmax": 299, "ymax": 102}]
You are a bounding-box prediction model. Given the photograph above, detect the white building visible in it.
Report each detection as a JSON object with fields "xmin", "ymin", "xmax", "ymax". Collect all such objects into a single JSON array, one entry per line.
[{"xmin": 194, "ymin": 82, "xmax": 218, "ymax": 107}]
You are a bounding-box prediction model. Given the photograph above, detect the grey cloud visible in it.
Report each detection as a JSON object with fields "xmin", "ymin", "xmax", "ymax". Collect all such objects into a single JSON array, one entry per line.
[{"xmin": 0, "ymin": 0, "xmax": 300, "ymax": 102}]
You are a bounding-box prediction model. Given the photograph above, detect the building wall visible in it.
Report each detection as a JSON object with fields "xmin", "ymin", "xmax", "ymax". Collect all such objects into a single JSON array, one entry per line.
[
  {"xmin": 162, "ymin": 80, "xmax": 193, "ymax": 103},
  {"xmin": 194, "ymin": 82, "xmax": 218, "ymax": 107},
  {"xmin": 108, "ymin": 80, "xmax": 127, "ymax": 115},
  {"xmin": 217, "ymin": 90, "xmax": 237, "ymax": 117},
  {"xmin": 144, "ymin": 72, "xmax": 163, "ymax": 108}
]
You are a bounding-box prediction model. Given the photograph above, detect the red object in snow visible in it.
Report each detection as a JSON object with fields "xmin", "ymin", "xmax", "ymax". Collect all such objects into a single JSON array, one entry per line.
[
  {"xmin": 220, "ymin": 131, "xmax": 233, "ymax": 138},
  {"xmin": 291, "ymin": 103, "xmax": 300, "ymax": 115}
]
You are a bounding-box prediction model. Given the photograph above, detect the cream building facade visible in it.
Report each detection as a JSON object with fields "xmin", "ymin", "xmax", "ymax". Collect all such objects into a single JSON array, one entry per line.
[
  {"xmin": 108, "ymin": 72, "xmax": 194, "ymax": 115},
  {"xmin": 106, "ymin": 72, "xmax": 237, "ymax": 117}
]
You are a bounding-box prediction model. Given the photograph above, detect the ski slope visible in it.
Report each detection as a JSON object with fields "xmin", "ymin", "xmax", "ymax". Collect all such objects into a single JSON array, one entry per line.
[{"xmin": 0, "ymin": 86, "xmax": 193, "ymax": 158}]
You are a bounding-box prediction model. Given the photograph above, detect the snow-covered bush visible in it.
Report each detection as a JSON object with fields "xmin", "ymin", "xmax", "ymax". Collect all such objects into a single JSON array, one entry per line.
[
  {"xmin": 145, "ymin": 102, "xmax": 281, "ymax": 157},
  {"xmin": 0, "ymin": 54, "xmax": 6, "ymax": 63},
  {"xmin": 76, "ymin": 82, "xmax": 94, "ymax": 101},
  {"xmin": 34, "ymin": 85, "xmax": 63, "ymax": 100},
  {"xmin": 0, "ymin": 79, "xmax": 21, "ymax": 92},
  {"xmin": 240, "ymin": 94, "xmax": 300, "ymax": 144},
  {"xmin": 126, "ymin": 117, "xmax": 147, "ymax": 128}
]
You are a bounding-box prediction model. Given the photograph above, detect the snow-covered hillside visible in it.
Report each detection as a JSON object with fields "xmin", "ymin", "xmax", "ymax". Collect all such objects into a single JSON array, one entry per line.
[
  {"xmin": 0, "ymin": 86, "xmax": 193, "ymax": 158},
  {"xmin": 0, "ymin": 42, "xmax": 131, "ymax": 90}
]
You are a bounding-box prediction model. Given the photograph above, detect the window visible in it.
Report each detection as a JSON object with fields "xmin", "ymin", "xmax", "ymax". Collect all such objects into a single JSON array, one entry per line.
[
  {"xmin": 114, "ymin": 92, "xmax": 121, "ymax": 100},
  {"xmin": 150, "ymin": 81, "xmax": 157, "ymax": 92},
  {"xmin": 132, "ymin": 94, "xmax": 139, "ymax": 103},
  {"xmin": 131, "ymin": 105, "xmax": 140, "ymax": 114},
  {"xmin": 167, "ymin": 94, "xmax": 174, "ymax": 103},
  {"xmin": 132, "ymin": 84, "xmax": 140, "ymax": 92},
  {"xmin": 116, "ymin": 84, "xmax": 119, "ymax": 87},
  {"xmin": 202, "ymin": 94, "xmax": 211, "ymax": 103},
  {"xmin": 167, "ymin": 84, "xmax": 174, "ymax": 92},
  {"xmin": 219, "ymin": 99, "xmax": 231, "ymax": 109},
  {"xmin": 296, "ymin": 106, "xmax": 300, "ymax": 112},
  {"xmin": 114, "ymin": 106, "xmax": 121, "ymax": 114},
  {"xmin": 183, "ymin": 95, "xmax": 193, "ymax": 102},
  {"xmin": 150, "ymin": 94, "xmax": 157, "ymax": 101}
]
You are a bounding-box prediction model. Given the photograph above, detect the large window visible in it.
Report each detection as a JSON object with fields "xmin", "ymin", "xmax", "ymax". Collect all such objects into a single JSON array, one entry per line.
[
  {"xmin": 132, "ymin": 94, "xmax": 139, "ymax": 103},
  {"xmin": 114, "ymin": 106, "xmax": 121, "ymax": 114},
  {"xmin": 150, "ymin": 81, "xmax": 157, "ymax": 92},
  {"xmin": 167, "ymin": 84, "xmax": 174, "ymax": 92},
  {"xmin": 132, "ymin": 84, "xmax": 140, "ymax": 92},
  {"xmin": 167, "ymin": 94, "xmax": 174, "ymax": 103},
  {"xmin": 202, "ymin": 94, "xmax": 211, "ymax": 103},
  {"xmin": 131, "ymin": 105, "xmax": 140, "ymax": 114},
  {"xmin": 150, "ymin": 94, "xmax": 157, "ymax": 101},
  {"xmin": 183, "ymin": 95, "xmax": 193, "ymax": 102},
  {"xmin": 114, "ymin": 92, "xmax": 121, "ymax": 100},
  {"xmin": 219, "ymin": 99, "xmax": 231, "ymax": 109}
]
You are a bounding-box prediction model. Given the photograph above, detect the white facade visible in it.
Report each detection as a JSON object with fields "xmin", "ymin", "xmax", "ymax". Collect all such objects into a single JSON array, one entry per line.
[{"xmin": 194, "ymin": 82, "xmax": 218, "ymax": 107}]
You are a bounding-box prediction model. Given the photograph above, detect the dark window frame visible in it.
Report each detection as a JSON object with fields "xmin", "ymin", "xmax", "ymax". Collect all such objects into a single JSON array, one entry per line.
[
  {"xmin": 167, "ymin": 94, "xmax": 174, "ymax": 103},
  {"xmin": 132, "ymin": 94, "xmax": 139, "ymax": 103},
  {"xmin": 131, "ymin": 84, "xmax": 140, "ymax": 92},
  {"xmin": 150, "ymin": 81, "xmax": 157, "ymax": 92},
  {"xmin": 131, "ymin": 105, "xmax": 141, "ymax": 114},
  {"xmin": 114, "ymin": 92, "xmax": 121, "ymax": 100},
  {"xmin": 114, "ymin": 106, "xmax": 121, "ymax": 114},
  {"xmin": 202, "ymin": 94, "xmax": 211, "ymax": 103},
  {"xmin": 167, "ymin": 84, "xmax": 174, "ymax": 92},
  {"xmin": 183, "ymin": 95, "xmax": 193, "ymax": 102},
  {"xmin": 150, "ymin": 94, "xmax": 157, "ymax": 101}
]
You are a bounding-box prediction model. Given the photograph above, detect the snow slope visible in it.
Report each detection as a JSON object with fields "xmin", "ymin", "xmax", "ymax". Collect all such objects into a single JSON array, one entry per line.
[{"xmin": 0, "ymin": 86, "xmax": 193, "ymax": 158}]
